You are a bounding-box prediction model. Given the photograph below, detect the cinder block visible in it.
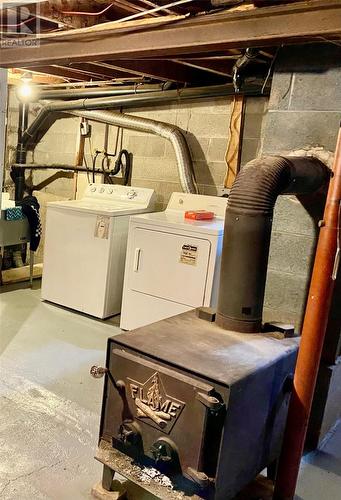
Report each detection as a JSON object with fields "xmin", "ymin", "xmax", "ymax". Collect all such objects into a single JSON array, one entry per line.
[
  {"xmin": 155, "ymin": 180, "xmax": 182, "ymax": 208},
  {"xmin": 264, "ymin": 269, "xmax": 308, "ymax": 324},
  {"xmin": 49, "ymin": 117, "xmax": 79, "ymax": 135},
  {"xmin": 187, "ymin": 113, "xmax": 230, "ymax": 138},
  {"xmin": 207, "ymin": 138, "xmax": 228, "ymax": 162},
  {"xmin": 176, "ymin": 96, "xmax": 231, "ymax": 115},
  {"xmin": 262, "ymin": 110, "xmax": 341, "ymax": 153},
  {"xmin": 243, "ymin": 113, "xmax": 265, "ymax": 139},
  {"xmin": 268, "ymin": 231, "xmax": 316, "ymax": 277},
  {"xmin": 245, "ymin": 97, "xmax": 268, "ymax": 114},
  {"xmin": 194, "ymin": 160, "xmax": 226, "ymax": 186},
  {"xmin": 267, "ymin": 71, "xmax": 293, "ymax": 111},
  {"xmin": 272, "ymin": 195, "xmax": 319, "ymax": 237},
  {"xmin": 133, "ymin": 157, "xmax": 178, "ymax": 182},
  {"xmin": 289, "ymin": 69, "xmax": 341, "ymax": 111},
  {"xmin": 128, "ymin": 135, "xmax": 165, "ymax": 157},
  {"xmin": 240, "ymin": 138, "xmax": 260, "ymax": 166}
]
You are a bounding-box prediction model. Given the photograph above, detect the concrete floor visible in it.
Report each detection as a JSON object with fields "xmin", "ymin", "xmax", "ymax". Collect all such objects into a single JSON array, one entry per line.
[{"xmin": 0, "ymin": 284, "xmax": 340, "ymax": 500}]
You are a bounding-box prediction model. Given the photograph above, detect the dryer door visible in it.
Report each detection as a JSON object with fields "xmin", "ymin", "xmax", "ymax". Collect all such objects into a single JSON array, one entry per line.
[{"xmin": 129, "ymin": 228, "xmax": 211, "ymax": 307}]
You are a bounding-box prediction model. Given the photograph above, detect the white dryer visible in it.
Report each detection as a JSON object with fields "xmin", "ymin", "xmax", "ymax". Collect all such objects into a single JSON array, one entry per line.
[
  {"xmin": 41, "ymin": 184, "xmax": 156, "ymax": 318},
  {"xmin": 120, "ymin": 192, "xmax": 228, "ymax": 330}
]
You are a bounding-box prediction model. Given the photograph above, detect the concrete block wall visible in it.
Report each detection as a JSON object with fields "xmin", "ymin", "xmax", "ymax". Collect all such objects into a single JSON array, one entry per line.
[
  {"xmin": 83, "ymin": 96, "xmax": 268, "ymax": 209},
  {"xmin": 260, "ymin": 43, "xmax": 341, "ymax": 331},
  {"xmin": 4, "ymin": 91, "xmax": 267, "ymax": 262}
]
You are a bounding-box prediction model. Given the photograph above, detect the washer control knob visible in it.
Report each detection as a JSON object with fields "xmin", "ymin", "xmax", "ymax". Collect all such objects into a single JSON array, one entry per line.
[
  {"xmin": 107, "ymin": 188, "xmax": 113, "ymax": 194},
  {"xmin": 90, "ymin": 186, "xmax": 96, "ymax": 192},
  {"xmin": 127, "ymin": 189, "xmax": 137, "ymax": 199},
  {"xmin": 99, "ymin": 187, "xmax": 105, "ymax": 193}
]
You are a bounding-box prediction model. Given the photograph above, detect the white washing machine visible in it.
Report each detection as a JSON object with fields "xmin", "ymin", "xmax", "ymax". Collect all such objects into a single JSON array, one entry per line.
[
  {"xmin": 120, "ymin": 192, "xmax": 228, "ymax": 330},
  {"xmin": 41, "ymin": 184, "xmax": 156, "ymax": 318}
]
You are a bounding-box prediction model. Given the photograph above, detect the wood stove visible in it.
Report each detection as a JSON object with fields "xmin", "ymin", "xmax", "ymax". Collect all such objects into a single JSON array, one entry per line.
[{"xmin": 93, "ymin": 310, "xmax": 298, "ymax": 499}]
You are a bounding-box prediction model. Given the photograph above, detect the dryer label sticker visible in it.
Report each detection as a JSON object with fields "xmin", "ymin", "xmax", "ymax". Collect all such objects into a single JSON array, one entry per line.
[
  {"xmin": 94, "ymin": 216, "xmax": 110, "ymax": 239},
  {"xmin": 180, "ymin": 244, "xmax": 198, "ymax": 265}
]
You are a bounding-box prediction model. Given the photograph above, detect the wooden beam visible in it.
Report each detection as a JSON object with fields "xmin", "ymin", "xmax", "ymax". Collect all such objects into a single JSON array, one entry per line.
[{"xmin": 0, "ymin": 1, "xmax": 340, "ymax": 68}]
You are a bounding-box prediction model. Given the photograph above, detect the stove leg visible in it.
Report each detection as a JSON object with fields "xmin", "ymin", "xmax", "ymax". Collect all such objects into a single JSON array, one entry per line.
[
  {"xmin": 267, "ymin": 459, "xmax": 278, "ymax": 482},
  {"xmin": 102, "ymin": 464, "xmax": 115, "ymax": 491}
]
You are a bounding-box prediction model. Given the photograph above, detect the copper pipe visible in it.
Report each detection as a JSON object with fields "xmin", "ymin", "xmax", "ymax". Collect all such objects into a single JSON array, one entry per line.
[{"xmin": 274, "ymin": 126, "xmax": 341, "ymax": 500}]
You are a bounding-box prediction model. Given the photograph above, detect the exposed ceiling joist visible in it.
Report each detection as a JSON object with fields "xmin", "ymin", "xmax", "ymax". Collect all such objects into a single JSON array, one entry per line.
[
  {"xmin": 173, "ymin": 58, "xmax": 233, "ymax": 77},
  {"xmin": 0, "ymin": 1, "xmax": 340, "ymax": 69},
  {"xmin": 23, "ymin": 65, "xmax": 94, "ymax": 82},
  {"xmin": 103, "ymin": 59, "xmax": 227, "ymax": 83}
]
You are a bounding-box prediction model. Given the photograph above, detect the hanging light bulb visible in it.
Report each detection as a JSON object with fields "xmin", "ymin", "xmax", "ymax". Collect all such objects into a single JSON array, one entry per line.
[{"xmin": 16, "ymin": 72, "xmax": 37, "ymax": 102}]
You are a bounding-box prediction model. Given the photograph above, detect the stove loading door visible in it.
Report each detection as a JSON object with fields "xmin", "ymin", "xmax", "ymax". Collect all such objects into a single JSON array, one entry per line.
[{"xmin": 101, "ymin": 347, "xmax": 227, "ymax": 488}]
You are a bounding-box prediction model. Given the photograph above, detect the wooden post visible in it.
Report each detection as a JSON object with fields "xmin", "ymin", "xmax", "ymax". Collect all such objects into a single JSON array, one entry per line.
[{"xmin": 224, "ymin": 95, "xmax": 245, "ymax": 189}]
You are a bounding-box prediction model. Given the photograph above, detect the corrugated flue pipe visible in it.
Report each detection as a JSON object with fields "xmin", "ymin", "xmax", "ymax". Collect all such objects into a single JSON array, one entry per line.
[
  {"xmin": 216, "ymin": 155, "xmax": 330, "ymax": 333},
  {"xmin": 69, "ymin": 109, "xmax": 197, "ymax": 193}
]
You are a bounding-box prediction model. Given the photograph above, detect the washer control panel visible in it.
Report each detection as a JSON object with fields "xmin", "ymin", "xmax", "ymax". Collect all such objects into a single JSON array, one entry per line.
[{"xmin": 84, "ymin": 184, "xmax": 153, "ymax": 206}]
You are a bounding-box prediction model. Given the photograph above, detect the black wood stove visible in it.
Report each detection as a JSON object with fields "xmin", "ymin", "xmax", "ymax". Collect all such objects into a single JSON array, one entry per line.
[{"xmin": 93, "ymin": 310, "xmax": 297, "ymax": 499}]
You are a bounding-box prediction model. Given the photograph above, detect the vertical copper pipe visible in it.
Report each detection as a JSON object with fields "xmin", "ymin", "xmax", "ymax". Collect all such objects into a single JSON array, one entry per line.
[{"xmin": 274, "ymin": 127, "xmax": 341, "ymax": 500}]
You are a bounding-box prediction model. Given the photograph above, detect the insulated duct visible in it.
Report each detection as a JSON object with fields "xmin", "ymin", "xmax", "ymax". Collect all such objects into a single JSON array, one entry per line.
[
  {"xmin": 68, "ymin": 109, "xmax": 197, "ymax": 193},
  {"xmin": 216, "ymin": 155, "xmax": 330, "ymax": 333}
]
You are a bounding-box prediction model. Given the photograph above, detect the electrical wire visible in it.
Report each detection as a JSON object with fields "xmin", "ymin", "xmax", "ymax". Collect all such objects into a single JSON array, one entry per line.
[
  {"xmin": 83, "ymin": 154, "xmax": 91, "ymax": 183},
  {"xmin": 61, "ymin": 4, "xmax": 114, "ymax": 17},
  {"xmin": 110, "ymin": 0, "xmax": 193, "ymax": 24},
  {"xmin": 92, "ymin": 150, "xmax": 100, "ymax": 183},
  {"xmin": 0, "ymin": 16, "xmax": 36, "ymax": 28}
]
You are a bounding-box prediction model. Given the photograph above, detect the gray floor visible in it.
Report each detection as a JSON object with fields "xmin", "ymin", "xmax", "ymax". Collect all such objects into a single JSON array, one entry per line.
[{"xmin": 0, "ymin": 285, "xmax": 340, "ymax": 500}]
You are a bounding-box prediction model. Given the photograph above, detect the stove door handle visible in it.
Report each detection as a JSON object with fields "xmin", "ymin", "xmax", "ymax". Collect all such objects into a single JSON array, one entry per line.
[{"xmin": 196, "ymin": 392, "xmax": 223, "ymax": 412}]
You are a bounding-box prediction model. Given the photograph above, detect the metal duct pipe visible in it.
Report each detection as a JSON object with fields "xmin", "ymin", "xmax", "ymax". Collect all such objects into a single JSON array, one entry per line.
[
  {"xmin": 21, "ymin": 82, "xmax": 266, "ymax": 149},
  {"xmin": 68, "ymin": 109, "xmax": 197, "ymax": 193},
  {"xmin": 11, "ymin": 102, "xmax": 29, "ymax": 201},
  {"xmin": 216, "ymin": 155, "xmax": 330, "ymax": 333},
  {"xmin": 12, "ymin": 163, "xmax": 106, "ymax": 173},
  {"xmin": 36, "ymin": 83, "xmax": 167, "ymax": 101}
]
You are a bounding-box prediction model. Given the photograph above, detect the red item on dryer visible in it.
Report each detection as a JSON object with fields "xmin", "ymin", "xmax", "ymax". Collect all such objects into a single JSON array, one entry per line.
[{"xmin": 185, "ymin": 210, "xmax": 215, "ymax": 220}]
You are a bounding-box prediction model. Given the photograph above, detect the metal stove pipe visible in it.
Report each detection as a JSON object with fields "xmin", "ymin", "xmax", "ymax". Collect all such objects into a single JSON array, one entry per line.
[
  {"xmin": 36, "ymin": 83, "xmax": 167, "ymax": 101},
  {"xmin": 216, "ymin": 155, "xmax": 330, "ymax": 333},
  {"xmin": 11, "ymin": 102, "xmax": 29, "ymax": 201}
]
